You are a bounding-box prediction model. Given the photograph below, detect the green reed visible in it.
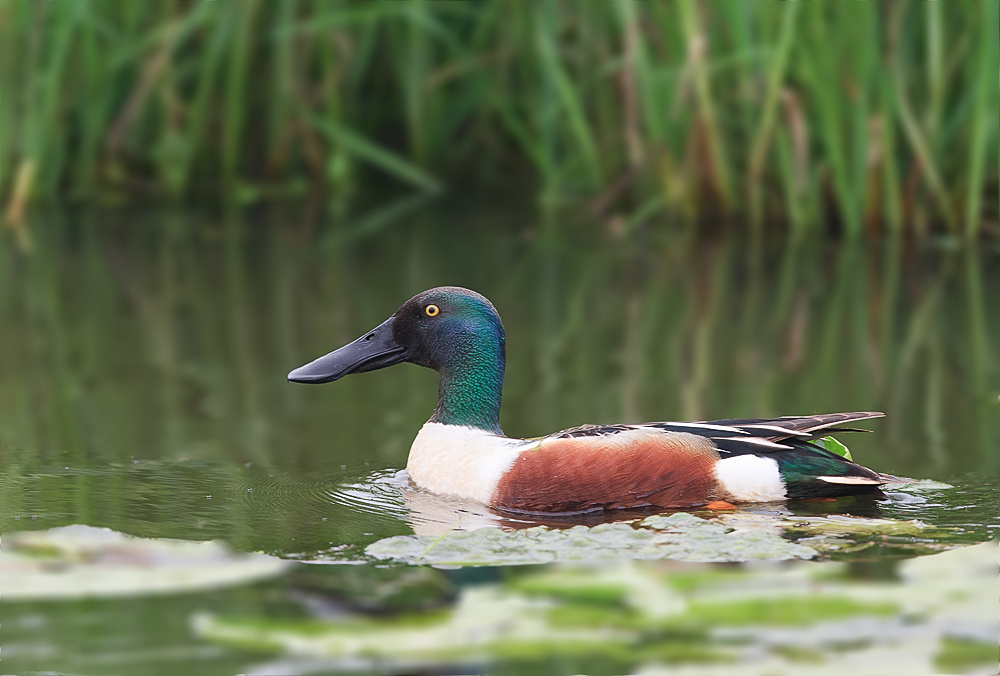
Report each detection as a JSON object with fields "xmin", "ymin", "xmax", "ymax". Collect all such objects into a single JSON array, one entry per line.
[{"xmin": 1, "ymin": 0, "xmax": 996, "ymax": 237}]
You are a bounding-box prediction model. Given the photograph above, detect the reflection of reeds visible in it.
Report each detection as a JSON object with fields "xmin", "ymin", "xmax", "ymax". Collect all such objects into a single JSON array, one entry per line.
[
  {"xmin": 0, "ymin": 207, "xmax": 996, "ymax": 493},
  {"xmin": 2, "ymin": 2, "xmax": 997, "ymax": 236}
]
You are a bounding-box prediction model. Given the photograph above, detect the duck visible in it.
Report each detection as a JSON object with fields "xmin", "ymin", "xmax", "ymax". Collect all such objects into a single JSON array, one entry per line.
[{"xmin": 288, "ymin": 286, "xmax": 892, "ymax": 515}]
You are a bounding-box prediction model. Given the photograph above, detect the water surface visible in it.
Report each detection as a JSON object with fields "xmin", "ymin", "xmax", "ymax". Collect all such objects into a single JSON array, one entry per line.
[{"xmin": 1, "ymin": 205, "xmax": 996, "ymax": 674}]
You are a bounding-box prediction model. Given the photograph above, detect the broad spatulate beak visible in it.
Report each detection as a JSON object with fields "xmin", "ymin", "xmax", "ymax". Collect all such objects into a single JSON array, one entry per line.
[{"xmin": 287, "ymin": 316, "xmax": 407, "ymax": 384}]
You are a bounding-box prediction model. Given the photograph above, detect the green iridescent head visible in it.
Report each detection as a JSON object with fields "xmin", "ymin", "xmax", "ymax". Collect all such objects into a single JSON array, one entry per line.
[{"xmin": 288, "ymin": 287, "xmax": 506, "ymax": 433}]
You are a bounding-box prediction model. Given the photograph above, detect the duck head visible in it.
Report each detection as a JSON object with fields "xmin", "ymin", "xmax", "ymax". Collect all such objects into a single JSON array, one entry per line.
[{"xmin": 288, "ymin": 286, "xmax": 506, "ymax": 433}]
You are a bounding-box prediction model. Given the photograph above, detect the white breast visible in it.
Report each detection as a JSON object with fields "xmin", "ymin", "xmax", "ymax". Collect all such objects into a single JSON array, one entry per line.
[{"xmin": 405, "ymin": 422, "xmax": 530, "ymax": 504}]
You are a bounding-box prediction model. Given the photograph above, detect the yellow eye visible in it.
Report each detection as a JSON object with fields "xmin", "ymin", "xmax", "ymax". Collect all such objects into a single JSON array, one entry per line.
[{"xmin": 425, "ymin": 304, "xmax": 440, "ymax": 317}]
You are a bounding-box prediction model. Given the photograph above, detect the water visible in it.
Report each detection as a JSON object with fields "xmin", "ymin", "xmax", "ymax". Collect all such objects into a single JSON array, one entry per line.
[{"xmin": 1, "ymin": 204, "xmax": 997, "ymax": 675}]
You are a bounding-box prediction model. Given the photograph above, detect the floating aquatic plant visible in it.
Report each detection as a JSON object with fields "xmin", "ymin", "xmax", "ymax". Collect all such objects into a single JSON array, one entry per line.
[
  {"xmin": 365, "ymin": 513, "xmax": 818, "ymax": 567},
  {"xmin": 195, "ymin": 541, "xmax": 997, "ymax": 675}
]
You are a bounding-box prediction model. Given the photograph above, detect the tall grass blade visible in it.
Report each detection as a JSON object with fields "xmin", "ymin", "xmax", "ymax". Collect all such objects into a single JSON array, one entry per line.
[
  {"xmin": 962, "ymin": 0, "xmax": 998, "ymax": 238},
  {"xmin": 748, "ymin": 1, "xmax": 800, "ymax": 226},
  {"xmin": 677, "ymin": 0, "xmax": 732, "ymax": 208},
  {"xmin": 302, "ymin": 108, "xmax": 442, "ymax": 193}
]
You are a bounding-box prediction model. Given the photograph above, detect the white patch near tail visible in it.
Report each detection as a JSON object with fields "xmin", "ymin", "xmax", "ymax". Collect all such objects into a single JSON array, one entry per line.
[
  {"xmin": 817, "ymin": 475, "xmax": 883, "ymax": 485},
  {"xmin": 714, "ymin": 455, "xmax": 786, "ymax": 502}
]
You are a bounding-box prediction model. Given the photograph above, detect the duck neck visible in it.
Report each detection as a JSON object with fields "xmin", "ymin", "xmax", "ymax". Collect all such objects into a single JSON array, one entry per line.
[{"xmin": 430, "ymin": 353, "xmax": 504, "ymax": 435}]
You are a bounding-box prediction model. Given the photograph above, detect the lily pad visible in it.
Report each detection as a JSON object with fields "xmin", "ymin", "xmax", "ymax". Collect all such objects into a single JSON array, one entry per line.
[
  {"xmin": 196, "ymin": 541, "xmax": 997, "ymax": 675},
  {"xmin": 782, "ymin": 515, "xmax": 945, "ymax": 537},
  {"xmin": 365, "ymin": 515, "xmax": 817, "ymax": 567},
  {"xmin": 4, "ymin": 525, "xmax": 289, "ymax": 600},
  {"xmin": 716, "ymin": 512, "xmax": 971, "ymax": 558}
]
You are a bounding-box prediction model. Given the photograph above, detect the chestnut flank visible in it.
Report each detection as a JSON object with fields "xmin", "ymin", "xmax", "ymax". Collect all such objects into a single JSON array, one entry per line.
[{"xmin": 491, "ymin": 429, "xmax": 719, "ymax": 514}]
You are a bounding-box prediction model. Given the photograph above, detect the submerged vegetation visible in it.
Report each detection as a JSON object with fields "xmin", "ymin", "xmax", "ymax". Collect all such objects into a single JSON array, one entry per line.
[{"xmin": 2, "ymin": 1, "xmax": 997, "ymax": 237}]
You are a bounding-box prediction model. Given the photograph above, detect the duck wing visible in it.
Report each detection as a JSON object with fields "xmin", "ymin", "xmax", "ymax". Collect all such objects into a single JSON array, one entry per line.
[
  {"xmin": 551, "ymin": 412, "xmax": 890, "ymax": 500},
  {"xmin": 554, "ymin": 412, "xmax": 884, "ymax": 453}
]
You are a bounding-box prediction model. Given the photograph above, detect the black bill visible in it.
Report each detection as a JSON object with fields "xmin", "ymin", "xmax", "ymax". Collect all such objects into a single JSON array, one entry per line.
[{"xmin": 287, "ymin": 316, "xmax": 406, "ymax": 384}]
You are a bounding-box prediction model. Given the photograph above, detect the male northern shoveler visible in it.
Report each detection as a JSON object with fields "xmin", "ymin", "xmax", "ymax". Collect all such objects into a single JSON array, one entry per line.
[{"xmin": 288, "ymin": 286, "xmax": 891, "ymax": 515}]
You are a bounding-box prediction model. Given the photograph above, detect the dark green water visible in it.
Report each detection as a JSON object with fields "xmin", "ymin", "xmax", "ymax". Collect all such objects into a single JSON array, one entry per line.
[{"xmin": 1, "ymin": 205, "xmax": 997, "ymax": 675}]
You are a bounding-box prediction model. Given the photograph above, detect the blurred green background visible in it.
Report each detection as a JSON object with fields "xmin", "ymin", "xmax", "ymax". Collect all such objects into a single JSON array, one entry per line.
[{"xmin": 2, "ymin": 0, "xmax": 998, "ymax": 237}]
